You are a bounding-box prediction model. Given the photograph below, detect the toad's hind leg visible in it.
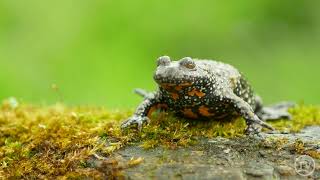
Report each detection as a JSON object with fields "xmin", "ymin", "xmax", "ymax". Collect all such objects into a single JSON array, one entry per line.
[{"xmin": 254, "ymin": 95, "xmax": 295, "ymax": 121}]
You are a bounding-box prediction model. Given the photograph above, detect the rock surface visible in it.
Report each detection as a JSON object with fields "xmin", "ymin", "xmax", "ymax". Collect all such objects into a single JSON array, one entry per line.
[{"xmin": 110, "ymin": 126, "xmax": 320, "ymax": 179}]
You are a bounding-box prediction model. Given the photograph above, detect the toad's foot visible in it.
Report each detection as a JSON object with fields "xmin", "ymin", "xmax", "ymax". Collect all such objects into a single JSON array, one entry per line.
[
  {"xmin": 121, "ymin": 115, "xmax": 150, "ymax": 130},
  {"xmin": 245, "ymin": 123, "xmax": 263, "ymax": 139},
  {"xmin": 268, "ymin": 101, "xmax": 295, "ymax": 109}
]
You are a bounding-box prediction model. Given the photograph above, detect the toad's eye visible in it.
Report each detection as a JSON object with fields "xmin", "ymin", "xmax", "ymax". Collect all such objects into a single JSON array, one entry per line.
[
  {"xmin": 157, "ymin": 56, "xmax": 171, "ymax": 66},
  {"xmin": 185, "ymin": 62, "xmax": 196, "ymax": 69},
  {"xmin": 180, "ymin": 57, "xmax": 196, "ymax": 69}
]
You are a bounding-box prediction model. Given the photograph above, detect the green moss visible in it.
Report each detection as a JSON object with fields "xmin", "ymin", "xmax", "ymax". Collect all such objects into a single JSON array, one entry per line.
[
  {"xmin": 0, "ymin": 102, "xmax": 132, "ymax": 179},
  {"xmin": 269, "ymin": 104, "xmax": 320, "ymax": 132},
  {"xmin": 136, "ymin": 113, "xmax": 246, "ymax": 149},
  {"xmin": 0, "ymin": 99, "xmax": 319, "ymax": 178}
]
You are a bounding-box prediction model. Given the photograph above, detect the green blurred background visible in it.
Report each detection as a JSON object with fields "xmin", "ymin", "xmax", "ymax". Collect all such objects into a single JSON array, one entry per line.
[{"xmin": 0, "ymin": 1, "xmax": 319, "ymax": 108}]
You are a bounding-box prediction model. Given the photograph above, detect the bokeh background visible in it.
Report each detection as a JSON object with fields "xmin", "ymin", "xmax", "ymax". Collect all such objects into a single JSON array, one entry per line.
[{"xmin": 0, "ymin": 1, "xmax": 319, "ymax": 108}]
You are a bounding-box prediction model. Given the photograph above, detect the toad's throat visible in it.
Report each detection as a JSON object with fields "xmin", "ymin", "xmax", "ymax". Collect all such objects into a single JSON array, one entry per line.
[{"xmin": 160, "ymin": 82, "xmax": 193, "ymax": 91}]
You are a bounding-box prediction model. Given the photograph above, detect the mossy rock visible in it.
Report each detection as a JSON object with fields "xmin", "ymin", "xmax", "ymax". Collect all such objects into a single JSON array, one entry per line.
[{"xmin": 0, "ymin": 99, "xmax": 319, "ymax": 179}]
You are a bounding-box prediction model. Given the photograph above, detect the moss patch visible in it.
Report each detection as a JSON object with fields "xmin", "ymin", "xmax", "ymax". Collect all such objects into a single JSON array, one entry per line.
[
  {"xmin": 292, "ymin": 139, "xmax": 320, "ymax": 159},
  {"xmin": 270, "ymin": 104, "xmax": 320, "ymax": 132},
  {"xmin": 0, "ymin": 99, "xmax": 319, "ymax": 179}
]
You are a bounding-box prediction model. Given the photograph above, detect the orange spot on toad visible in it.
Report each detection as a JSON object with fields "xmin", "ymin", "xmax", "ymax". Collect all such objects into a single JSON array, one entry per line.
[
  {"xmin": 199, "ymin": 105, "xmax": 215, "ymax": 117},
  {"xmin": 188, "ymin": 88, "xmax": 206, "ymax": 97},
  {"xmin": 161, "ymin": 83, "xmax": 193, "ymax": 92},
  {"xmin": 175, "ymin": 86, "xmax": 183, "ymax": 91},
  {"xmin": 170, "ymin": 93, "xmax": 179, "ymax": 100},
  {"xmin": 183, "ymin": 108, "xmax": 198, "ymax": 119}
]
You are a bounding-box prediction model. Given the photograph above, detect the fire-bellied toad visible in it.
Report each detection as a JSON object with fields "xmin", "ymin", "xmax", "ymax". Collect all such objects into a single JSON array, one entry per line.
[{"xmin": 121, "ymin": 56, "xmax": 293, "ymax": 135}]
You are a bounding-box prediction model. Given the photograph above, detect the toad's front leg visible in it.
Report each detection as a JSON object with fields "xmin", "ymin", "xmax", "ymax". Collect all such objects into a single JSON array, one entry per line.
[
  {"xmin": 227, "ymin": 94, "xmax": 275, "ymax": 135},
  {"xmin": 121, "ymin": 92, "xmax": 165, "ymax": 130}
]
